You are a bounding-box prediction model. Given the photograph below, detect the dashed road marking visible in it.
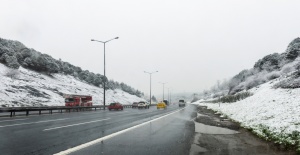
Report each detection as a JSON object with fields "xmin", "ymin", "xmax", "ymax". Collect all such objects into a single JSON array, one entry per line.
[
  {"xmin": 0, "ymin": 118, "xmax": 28, "ymax": 123},
  {"xmin": 54, "ymin": 106, "xmax": 187, "ymax": 155},
  {"xmin": 0, "ymin": 118, "xmax": 69, "ymax": 128},
  {"xmin": 43, "ymin": 118, "xmax": 110, "ymax": 131}
]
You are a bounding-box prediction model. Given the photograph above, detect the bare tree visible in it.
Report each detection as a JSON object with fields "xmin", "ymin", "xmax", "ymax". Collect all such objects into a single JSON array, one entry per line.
[
  {"xmin": 217, "ymin": 80, "xmax": 220, "ymax": 89},
  {"xmin": 227, "ymin": 78, "xmax": 239, "ymax": 95}
]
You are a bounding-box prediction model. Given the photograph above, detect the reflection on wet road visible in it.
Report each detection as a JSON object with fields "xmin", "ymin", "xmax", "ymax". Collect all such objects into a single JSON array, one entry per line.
[
  {"xmin": 194, "ymin": 121, "xmax": 239, "ymax": 134},
  {"xmin": 67, "ymin": 105, "xmax": 196, "ymax": 155},
  {"xmin": 0, "ymin": 104, "xmax": 197, "ymax": 155}
]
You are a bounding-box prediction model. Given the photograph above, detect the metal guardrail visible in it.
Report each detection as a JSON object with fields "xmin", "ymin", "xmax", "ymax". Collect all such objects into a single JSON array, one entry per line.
[{"xmin": 0, "ymin": 105, "xmax": 133, "ymax": 117}]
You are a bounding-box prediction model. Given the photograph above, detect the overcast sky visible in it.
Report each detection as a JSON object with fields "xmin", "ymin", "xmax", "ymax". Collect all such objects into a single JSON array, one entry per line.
[{"xmin": 1, "ymin": 0, "xmax": 300, "ymax": 99}]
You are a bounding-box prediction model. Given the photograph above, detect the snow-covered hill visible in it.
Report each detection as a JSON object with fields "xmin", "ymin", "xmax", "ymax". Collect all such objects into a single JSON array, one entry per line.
[
  {"xmin": 193, "ymin": 76, "xmax": 300, "ymax": 148},
  {"xmin": 0, "ymin": 63, "xmax": 145, "ymax": 107}
]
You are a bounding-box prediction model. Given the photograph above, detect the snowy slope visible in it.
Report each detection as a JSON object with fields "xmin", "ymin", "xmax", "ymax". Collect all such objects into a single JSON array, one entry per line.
[
  {"xmin": 193, "ymin": 77, "xmax": 300, "ymax": 146},
  {"xmin": 0, "ymin": 63, "xmax": 145, "ymax": 107}
]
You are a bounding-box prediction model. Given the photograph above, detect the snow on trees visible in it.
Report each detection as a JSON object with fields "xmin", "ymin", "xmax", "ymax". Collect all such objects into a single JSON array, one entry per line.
[
  {"xmin": 204, "ymin": 37, "xmax": 300, "ymax": 98},
  {"xmin": 254, "ymin": 53, "xmax": 282, "ymax": 72},
  {"xmin": 0, "ymin": 37, "xmax": 143, "ymax": 97},
  {"xmin": 0, "ymin": 53, "xmax": 20, "ymax": 69},
  {"xmin": 92, "ymin": 74, "xmax": 103, "ymax": 87},
  {"xmin": 285, "ymin": 37, "xmax": 300, "ymax": 61}
]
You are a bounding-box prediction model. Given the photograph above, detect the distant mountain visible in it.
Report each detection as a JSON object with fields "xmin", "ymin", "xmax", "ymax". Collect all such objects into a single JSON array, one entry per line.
[
  {"xmin": 0, "ymin": 37, "xmax": 144, "ymax": 98},
  {"xmin": 199, "ymin": 37, "xmax": 300, "ymax": 99}
]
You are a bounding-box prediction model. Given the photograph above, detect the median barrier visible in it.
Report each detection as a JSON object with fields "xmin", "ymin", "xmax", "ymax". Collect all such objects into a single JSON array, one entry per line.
[{"xmin": 0, "ymin": 105, "xmax": 133, "ymax": 117}]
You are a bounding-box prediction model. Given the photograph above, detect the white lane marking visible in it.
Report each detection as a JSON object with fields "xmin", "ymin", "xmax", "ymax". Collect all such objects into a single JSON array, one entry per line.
[
  {"xmin": 43, "ymin": 118, "xmax": 110, "ymax": 131},
  {"xmin": 0, "ymin": 118, "xmax": 28, "ymax": 123},
  {"xmin": 82, "ymin": 111, "xmax": 104, "ymax": 114},
  {"xmin": 54, "ymin": 106, "xmax": 187, "ymax": 155},
  {"xmin": 82, "ymin": 111, "xmax": 128, "ymax": 115},
  {"xmin": 0, "ymin": 118, "xmax": 69, "ymax": 128}
]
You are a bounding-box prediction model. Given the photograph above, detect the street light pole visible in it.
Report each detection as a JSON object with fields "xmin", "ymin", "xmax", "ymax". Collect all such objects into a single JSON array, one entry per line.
[
  {"xmin": 144, "ymin": 71, "xmax": 158, "ymax": 105},
  {"xmin": 159, "ymin": 82, "xmax": 167, "ymax": 101},
  {"xmin": 170, "ymin": 89, "xmax": 172, "ymax": 104},
  {"xmin": 168, "ymin": 88, "xmax": 170, "ymax": 102},
  {"xmin": 91, "ymin": 37, "xmax": 119, "ymax": 110},
  {"xmin": 167, "ymin": 88, "xmax": 172, "ymax": 104}
]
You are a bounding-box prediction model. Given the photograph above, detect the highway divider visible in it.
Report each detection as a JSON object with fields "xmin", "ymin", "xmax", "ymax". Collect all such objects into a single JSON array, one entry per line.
[{"xmin": 0, "ymin": 105, "xmax": 133, "ymax": 117}]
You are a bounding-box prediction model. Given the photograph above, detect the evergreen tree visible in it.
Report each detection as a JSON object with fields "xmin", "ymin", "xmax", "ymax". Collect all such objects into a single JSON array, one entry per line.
[{"xmin": 0, "ymin": 37, "xmax": 144, "ymax": 97}]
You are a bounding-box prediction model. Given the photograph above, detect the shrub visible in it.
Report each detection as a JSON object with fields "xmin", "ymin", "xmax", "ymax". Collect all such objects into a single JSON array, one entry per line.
[
  {"xmin": 281, "ymin": 64, "xmax": 294, "ymax": 75},
  {"xmin": 5, "ymin": 68, "xmax": 20, "ymax": 79},
  {"xmin": 0, "ymin": 53, "xmax": 20, "ymax": 69},
  {"xmin": 206, "ymin": 91, "xmax": 252, "ymax": 103},
  {"xmin": 265, "ymin": 71, "xmax": 280, "ymax": 81},
  {"xmin": 274, "ymin": 76, "xmax": 300, "ymax": 89}
]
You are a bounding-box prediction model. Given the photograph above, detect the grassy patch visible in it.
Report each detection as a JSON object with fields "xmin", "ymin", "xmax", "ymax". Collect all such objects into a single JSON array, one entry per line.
[
  {"xmin": 205, "ymin": 108, "xmax": 300, "ymax": 153},
  {"xmin": 254, "ymin": 124, "xmax": 300, "ymax": 153}
]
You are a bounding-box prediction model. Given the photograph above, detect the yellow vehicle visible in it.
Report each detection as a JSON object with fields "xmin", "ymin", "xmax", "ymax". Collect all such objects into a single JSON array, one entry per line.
[{"xmin": 157, "ymin": 101, "xmax": 167, "ymax": 109}]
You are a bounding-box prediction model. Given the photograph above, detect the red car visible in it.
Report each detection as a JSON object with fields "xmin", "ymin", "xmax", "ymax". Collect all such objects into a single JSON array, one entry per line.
[{"xmin": 108, "ymin": 103, "xmax": 123, "ymax": 111}]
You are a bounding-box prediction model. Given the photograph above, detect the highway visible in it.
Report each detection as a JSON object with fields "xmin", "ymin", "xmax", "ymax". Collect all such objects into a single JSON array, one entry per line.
[{"xmin": 0, "ymin": 104, "xmax": 196, "ymax": 155}]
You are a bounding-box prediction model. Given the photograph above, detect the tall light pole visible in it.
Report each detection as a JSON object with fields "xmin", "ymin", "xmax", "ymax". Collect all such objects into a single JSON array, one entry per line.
[
  {"xmin": 159, "ymin": 82, "xmax": 167, "ymax": 101},
  {"xmin": 167, "ymin": 88, "xmax": 172, "ymax": 104},
  {"xmin": 91, "ymin": 37, "xmax": 119, "ymax": 110},
  {"xmin": 144, "ymin": 71, "xmax": 158, "ymax": 105},
  {"xmin": 167, "ymin": 88, "xmax": 170, "ymax": 102},
  {"xmin": 170, "ymin": 89, "xmax": 172, "ymax": 104}
]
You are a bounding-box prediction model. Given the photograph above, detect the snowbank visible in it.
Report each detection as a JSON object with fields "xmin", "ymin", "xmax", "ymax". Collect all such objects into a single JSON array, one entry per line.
[
  {"xmin": 193, "ymin": 77, "xmax": 300, "ymax": 146},
  {"xmin": 0, "ymin": 63, "xmax": 145, "ymax": 107}
]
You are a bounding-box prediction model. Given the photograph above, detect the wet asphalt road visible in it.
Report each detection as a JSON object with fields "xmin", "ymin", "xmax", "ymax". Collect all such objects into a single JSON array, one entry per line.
[{"xmin": 0, "ymin": 104, "xmax": 196, "ymax": 155}]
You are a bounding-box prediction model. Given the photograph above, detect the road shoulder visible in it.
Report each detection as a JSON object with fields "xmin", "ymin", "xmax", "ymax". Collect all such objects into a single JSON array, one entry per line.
[{"xmin": 190, "ymin": 105, "xmax": 296, "ymax": 155}]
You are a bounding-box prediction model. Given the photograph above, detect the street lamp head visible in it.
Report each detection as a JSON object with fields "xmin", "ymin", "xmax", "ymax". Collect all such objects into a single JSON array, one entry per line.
[
  {"xmin": 156, "ymin": 71, "xmax": 158, "ymax": 72},
  {"xmin": 91, "ymin": 39, "xmax": 95, "ymax": 41},
  {"xmin": 115, "ymin": 37, "xmax": 119, "ymax": 39}
]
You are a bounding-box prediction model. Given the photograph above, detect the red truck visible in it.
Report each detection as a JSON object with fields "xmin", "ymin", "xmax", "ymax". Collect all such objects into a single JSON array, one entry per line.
[{"xmin": 63, "ymin": 94, "xmax": 93, "ymax": 107}]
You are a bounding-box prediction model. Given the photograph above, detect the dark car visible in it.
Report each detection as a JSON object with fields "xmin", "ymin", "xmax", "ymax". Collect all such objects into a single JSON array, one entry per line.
[
  {"xmin": 163, "ymin": 100, "xmax": 169, "ymax": 105},
  {"xmin": 108, "ymin": 103, "xmax": 123, "ymax": 111},
  {"xmin": 132, "ymin": 102, "xmax": 139, "ymax": 108},
  {"xmin": 179, "ymin": 99, "xmax": 185, "ymax": 107}
]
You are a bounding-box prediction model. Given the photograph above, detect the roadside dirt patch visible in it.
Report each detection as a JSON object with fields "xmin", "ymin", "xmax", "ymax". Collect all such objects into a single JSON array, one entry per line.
[
  {"xmin": 190, "ymin": 105, "xmax": 297, "ymax": 155},
  {"xmin": 195, "ymin": 106, "xmax": 240, "ymax": 131}
]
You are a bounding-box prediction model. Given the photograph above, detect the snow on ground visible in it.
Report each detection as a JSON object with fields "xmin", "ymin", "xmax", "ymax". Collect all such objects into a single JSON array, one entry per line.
[
  {"xmin": 0, "ymin": 63, "xmax": 145, "ymax": 107},
  {"xmin": 192, "ymin": 77, "xmax": 300, "ymax": 146}
]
